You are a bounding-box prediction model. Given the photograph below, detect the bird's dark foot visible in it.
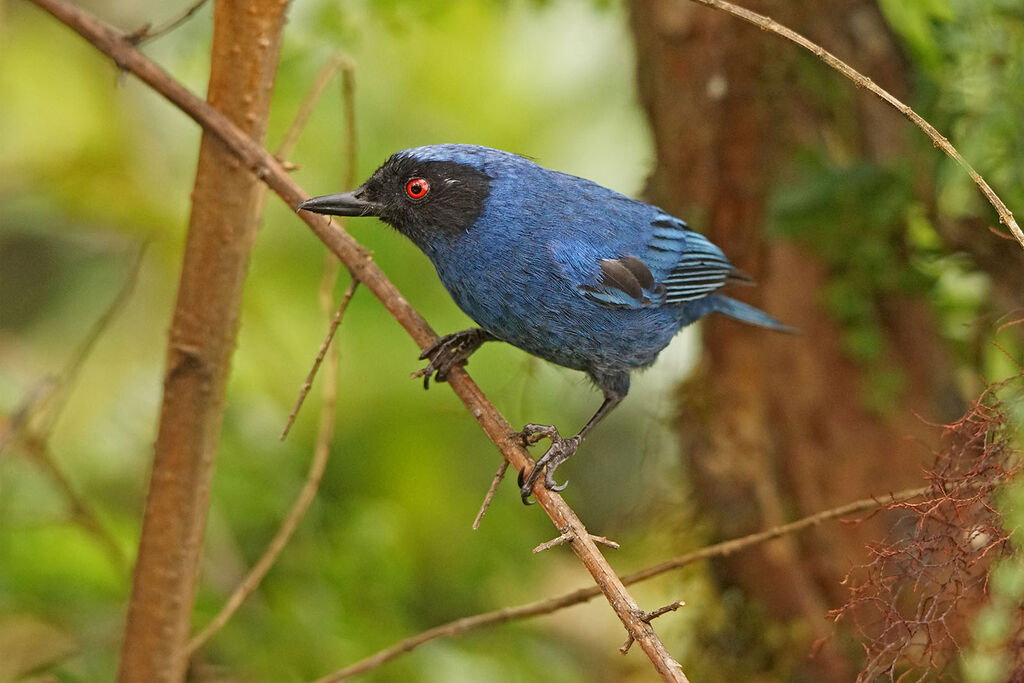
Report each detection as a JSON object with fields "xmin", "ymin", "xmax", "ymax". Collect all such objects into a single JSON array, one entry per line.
[
  {"xmin": 411, "ymin": 328, "xmax": 495, "ymax": 389},
  {"xmin": 517, "ymin": 424, "xmax": 581, "ymax": 504}
]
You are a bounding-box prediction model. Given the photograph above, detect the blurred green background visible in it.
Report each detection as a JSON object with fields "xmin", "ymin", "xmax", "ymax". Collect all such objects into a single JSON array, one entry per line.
[{"xmin": 1, "ymin": 0, "xmax": 1022, "ymax": 681}]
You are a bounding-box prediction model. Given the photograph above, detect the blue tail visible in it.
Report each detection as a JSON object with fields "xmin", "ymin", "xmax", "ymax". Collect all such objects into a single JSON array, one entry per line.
[{"xmin": 684, "ymin": 294, "xmax": 794, "ymax": 333}]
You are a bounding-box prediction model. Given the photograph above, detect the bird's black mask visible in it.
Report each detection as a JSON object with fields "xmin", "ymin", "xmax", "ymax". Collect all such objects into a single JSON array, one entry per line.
[{"xmin": 298, "ymin": 155, "xmax": 492, "ymax": 242}]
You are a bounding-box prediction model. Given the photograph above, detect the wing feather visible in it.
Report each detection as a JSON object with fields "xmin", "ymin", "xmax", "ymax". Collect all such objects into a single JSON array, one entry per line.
[{"xmin": 576, "ymin": 213, "xmax": 745, "ymax": 308}]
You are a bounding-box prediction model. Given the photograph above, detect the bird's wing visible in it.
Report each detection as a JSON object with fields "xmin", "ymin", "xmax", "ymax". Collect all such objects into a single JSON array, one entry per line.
[{"xmin": 561, "ymin": 213, "xmax": 747, "ymax": 309}]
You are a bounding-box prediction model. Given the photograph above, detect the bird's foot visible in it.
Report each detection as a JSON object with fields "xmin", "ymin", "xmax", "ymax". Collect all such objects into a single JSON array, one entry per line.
[
  {"xmin": 411, "ymin": 329, "xmax": 493, "ymax": 389},
  {"xmin": 517, "ymin": 424, "xmax": 581, "ymax": 504}
]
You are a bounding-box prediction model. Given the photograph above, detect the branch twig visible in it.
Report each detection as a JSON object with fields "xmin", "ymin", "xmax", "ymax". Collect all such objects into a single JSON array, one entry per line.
[
  {"xmin": 280, "ymin": 278, "xmax": 359, "ymax": 440},
  {"xmin": 322, "ymin": 484, "xmax": 933, "ymax": 680},
  {"xmin": 472, "ymin": 459, "xmax": 508, "ymax": 530},
  {"xmin": 125, "ymin": 0, "xmax": 209, "ymax": 46},
  {"xmin": 685, "ymin": 0, "xmax": 1024, "ymax": 250},
  {"xmin": 26, "ymin": 3, "xmax": 687, "ymax": 679},
  {"xmin": 187, "ymin": 279, "xmax": 357, "ymax": 656}
]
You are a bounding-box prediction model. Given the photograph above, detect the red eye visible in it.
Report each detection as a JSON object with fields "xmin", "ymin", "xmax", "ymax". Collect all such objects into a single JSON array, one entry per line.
[{"xmin": 405, "ymin": 178, "xmax": 430, "ymax": 199}]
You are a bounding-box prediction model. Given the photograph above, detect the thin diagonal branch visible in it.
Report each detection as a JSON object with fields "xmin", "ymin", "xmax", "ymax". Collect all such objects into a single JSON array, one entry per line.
[
  {"xmin": 26, "ymin": 3, "xmax": 686, "ymax": 680},
  {"xmin": 324, "ymin": 484, "xmax": 933, "ymax": 680},
  {"xmin": 45, "ymin": 244, "xmax": 146, "ymax": 438},
  {"xmin": 685, "ymin": 0, "xmax": 1024, "ymax": 251},
  {"xmin": 472, "ymin": 459, "xmax": 508, "ymax": 530},
  {"xmin": 254, "ymin": 53, "xmax": 353, "ymax": 227},
  {"xmin": 276, "ymin": 53, "xmax": 354, "ymax": 165},
  {"xmin": 125, "ymin": 0, "xmax": 209, "ymax": 46}
]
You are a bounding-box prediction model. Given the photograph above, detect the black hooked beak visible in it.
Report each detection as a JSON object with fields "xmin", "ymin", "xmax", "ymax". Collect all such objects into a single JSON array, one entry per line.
[{"xmin": 296, "ymin": 186, "xmax": 379, "ymax": 217}]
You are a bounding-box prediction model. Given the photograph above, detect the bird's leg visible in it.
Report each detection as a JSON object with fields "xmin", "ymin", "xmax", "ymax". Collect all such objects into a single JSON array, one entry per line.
[
  {"xmin": 517, "ymin": 393, "xmax": 623, "ymax": 504},
  {"xmin": 412, "ymin": 328, "xmax": 496, "ymax": 389}
]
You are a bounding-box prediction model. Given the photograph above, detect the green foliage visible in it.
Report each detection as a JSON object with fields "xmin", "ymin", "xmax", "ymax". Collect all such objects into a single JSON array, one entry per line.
[
  {"xmin": 929, "ymin": 0, "xmax": 1024, "ymax": 221},
  {"xmin": 880, "ymin": 0, "xmax": 1023, "ymax": 381},
  {"xmin": 877, "ymin": 0, "xmax": 954, "ymax": 69}
]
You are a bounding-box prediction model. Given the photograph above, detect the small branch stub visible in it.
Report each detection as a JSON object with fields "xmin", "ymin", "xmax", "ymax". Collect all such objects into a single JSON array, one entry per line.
[
  {"xmin": 533, "ymin": 533, "xmax": 620, "ymax": 554},
  {"xmin": 621, "ymin": 601, "xmax": 686, "ymax": 654}
]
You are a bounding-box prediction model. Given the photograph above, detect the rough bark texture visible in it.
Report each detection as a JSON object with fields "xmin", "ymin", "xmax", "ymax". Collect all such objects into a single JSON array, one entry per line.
[
  {"xmin": 629, "ymin": 0, "xmax": 956, "ymax": 677},
  {"xmin": 117, "ymin": 1, "xmax": 288, "ymax": 680}
]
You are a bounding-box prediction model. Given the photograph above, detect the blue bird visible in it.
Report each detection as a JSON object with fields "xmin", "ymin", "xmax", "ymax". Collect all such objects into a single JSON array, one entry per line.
[{"xmin": 298, "ymin": 144, "xmax": 789, "ymax": 503}]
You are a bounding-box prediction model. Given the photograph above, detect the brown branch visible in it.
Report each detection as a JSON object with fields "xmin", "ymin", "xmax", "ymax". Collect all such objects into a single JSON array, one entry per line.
[
  {"xmin": 533, "ymin": 533, "xmax": 573, "ymax": 554},
  {"xmin": 114, "ymin": 0, "xmax": 289, "ymax": 680},
  {"xmin": 276, "ymin": 54, "xmax": 357, "ymax": 440},
  {"xmin": 276, "ymin": 54, "xmax": 354, "ymax": 164},
  {"xmin": 534, "ymin": 533, "xmax": 619, "ymax": 554},
  {"xmin": 191, "ymin": 51, "xmax": 360, "ymax": 656},
  {"xmin": 27, "ymin": 2, "xmax": 687, "ymax": 680},
  {"xmin": 685, "ymin": 0, "xmax": 1024, "ymax": 251},
  {"xmin": 187, "ymin": 279, "xmax": 357, "ymax": 656},
  {"xmin": 323, "ymin": 484, "xmax": 932, "ymax": 680}
]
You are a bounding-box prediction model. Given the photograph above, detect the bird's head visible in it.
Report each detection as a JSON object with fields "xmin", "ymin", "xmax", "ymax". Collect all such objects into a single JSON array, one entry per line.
[{"xmin": 298, "ymin": 144, "xmax": 517, "ymax": 248}]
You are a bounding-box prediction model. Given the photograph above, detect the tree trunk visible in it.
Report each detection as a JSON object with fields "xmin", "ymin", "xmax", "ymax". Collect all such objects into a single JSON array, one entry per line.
[
  {"xmin": 629, "ymin": 1, "xmax": 956, "ymax": 677},
  {"xmin": 117, "ymin": 1, "xmax": 288, "ymax": 680}
]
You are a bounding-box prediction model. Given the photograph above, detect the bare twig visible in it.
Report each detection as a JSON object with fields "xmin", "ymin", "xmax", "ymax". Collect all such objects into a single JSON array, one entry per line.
[
  {"xmin": 254, "ymin": 53, "xmax": 354, "ymax": 222},
  {"xmin": 472, "ymin": 459, "xmax": 509, "ymax": 530},
  {"xmin": 280, "ymin": 279, "xmax": 359, "ymax": 440},
  {"xmin": 187, "ymin": 280, "xmax": 356, "ymax": 656},
  {"xmin": 28, "ymin": 4, "xmax": 688, "ymax": 680},
  {"xmin": 534, "ymin": 533, "xmax": 620, "ymax": 553},
  {"xmin": 125, "ymin": 0, "xmax": 209, "ymax": 45},
  {"xmin": 533, "ymin": 533, "xmax": 573, "ymax": 554},
  {"xmin": 324, "ymin": 484, "xmax": 933, "ymax": 679},
  {"xmin": 684, "ymin": 0, "xmax": 1024, "ymax": 251},
  {"xmin": 590, "ymin": 535, "xmax": 620, "ymax": 550},
  {"xmin": 276, "ymin": 54, "xmax": 354, "ymax": 163},
  {"xmin": 45, "ymin": 244, "xmax": 146, "ymax": 436},
  {"xmin": 0, "ymin": 379, "xmax": 54, "ymax": 458},
  {"xmin": 643, "ymin": 601, "xmax": 687, "ymax": 622}
]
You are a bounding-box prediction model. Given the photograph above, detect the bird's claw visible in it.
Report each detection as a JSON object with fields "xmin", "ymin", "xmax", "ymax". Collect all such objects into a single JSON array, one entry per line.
[
  {"xmin": 517, "ymin": 424, "xmax": 581, "ymax": 504},
  {"xmin": 518, "ymin": 423, "xmax": 559, "ymax": 447},
  {"xmin": 411, "ymin": 329, "xmax": 492, "ymax": 389}
]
